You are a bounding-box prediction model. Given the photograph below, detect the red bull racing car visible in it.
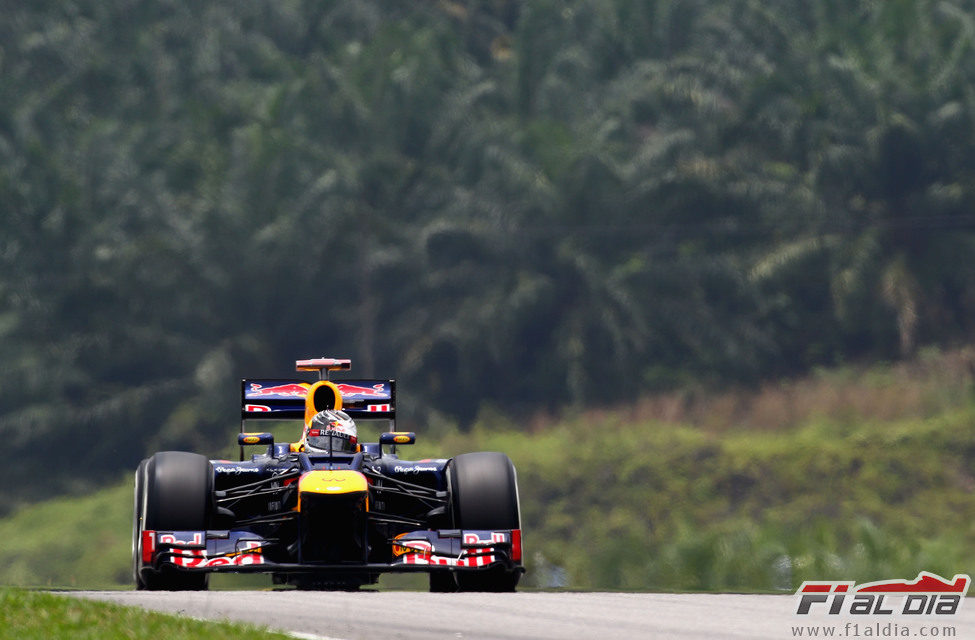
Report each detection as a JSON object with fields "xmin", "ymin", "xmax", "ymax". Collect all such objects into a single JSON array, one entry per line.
[{"xmin": 132, "ymin": 358, "xmax": 523, "ymax": 591}]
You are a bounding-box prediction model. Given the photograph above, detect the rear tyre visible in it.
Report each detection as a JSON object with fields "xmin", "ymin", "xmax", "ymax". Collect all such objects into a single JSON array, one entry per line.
[
  {"xmin": 137, "ymin": 451, "xmax": 213, "ymax": 590},
  {"xmin": 437, "ymin": 452, "xmax": 521, "ymax": 592}
]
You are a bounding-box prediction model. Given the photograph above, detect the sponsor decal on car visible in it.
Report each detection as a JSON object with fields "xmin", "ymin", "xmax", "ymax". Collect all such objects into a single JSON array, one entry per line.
[
  {"xmin": 247, "ymin": 383, "xmax": 310, "ymax": 398},
  {"xmin": 244, "ymin": 404, "xmax": 271, "ymax": 412},
  {"xmin": 398, "ymin": 538, "xmax": 496, "ymax": 567},
  {"xmin": 394, "ymin": 531, "xmax": 512, "ymax": 567},
  {"xmin": 393, "ymin": 465, "xmax": 439, "ymax": 473},
  {"xmin": 334, "ymin": 383, "xmax": 388, "ymax": 398},
  {"xmin": 171, "ymin": 540, "xmax": 265, "ymax": 568},
  {"xmin": 155, "ymin": 532, "xmax": 265, "ymax": 567},
  {"xmin": 213, "ymin": 464, "xmax": 262, "ymax": 474}
]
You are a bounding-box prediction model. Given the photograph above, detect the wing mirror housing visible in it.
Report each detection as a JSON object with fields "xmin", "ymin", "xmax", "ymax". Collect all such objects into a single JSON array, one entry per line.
[
  {"xmin": 379, "ymin": 431, "xmax": 416, "ymax": 456},
  {"xmin": 238, "ymin": 432, "xmax": 274, "ymax": 446},
  {"xmin": 380, "ymin": 432, "xmax": 416, "ymax": 446},
  {"xmin": 238, "ymin": 432, "xmax": 274, "ymax": 459}
]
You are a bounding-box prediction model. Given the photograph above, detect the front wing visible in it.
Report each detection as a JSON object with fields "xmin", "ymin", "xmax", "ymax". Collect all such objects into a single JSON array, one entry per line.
[{"xmin": 139, "ymin": 528, "xmax": 523, "ymax": 575}]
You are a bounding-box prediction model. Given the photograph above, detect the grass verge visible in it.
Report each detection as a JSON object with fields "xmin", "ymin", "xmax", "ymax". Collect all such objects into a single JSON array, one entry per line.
[{"xmin": 0, "ymin": 588, "xmax": 293, "ymax": 640}]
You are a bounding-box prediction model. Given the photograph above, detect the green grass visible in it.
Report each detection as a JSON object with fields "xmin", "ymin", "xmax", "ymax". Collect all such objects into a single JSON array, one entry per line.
[
  {"xmin": 0, "ymin": 481, "xmax": 133, "ymax": 588},
  {"xmin": 0, "ymin": 588, "xmax": 293, "ymax": 640}
]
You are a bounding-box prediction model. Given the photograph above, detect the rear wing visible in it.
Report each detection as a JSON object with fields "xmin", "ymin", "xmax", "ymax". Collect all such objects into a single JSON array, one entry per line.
[{"xmin": 241, "ymin": 379, "xmax": 395, "ymax": 422}]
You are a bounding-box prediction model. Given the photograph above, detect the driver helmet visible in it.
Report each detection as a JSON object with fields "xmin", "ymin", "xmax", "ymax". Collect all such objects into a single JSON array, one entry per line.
[{"xmin": 305, "ymin": 409, "xmax": 358, "ymax": 454}]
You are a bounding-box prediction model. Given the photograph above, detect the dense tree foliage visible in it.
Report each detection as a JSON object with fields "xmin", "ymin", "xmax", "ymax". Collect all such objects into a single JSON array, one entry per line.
[{"xmin": 3, "ymin": 0, "xmax": 975, "ymax": 510}]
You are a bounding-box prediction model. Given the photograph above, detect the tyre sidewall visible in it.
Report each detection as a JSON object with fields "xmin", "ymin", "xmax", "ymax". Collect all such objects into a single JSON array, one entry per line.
[{"xmin": 132, "ymin": 458, "xmax": 149, "ymax": 589}]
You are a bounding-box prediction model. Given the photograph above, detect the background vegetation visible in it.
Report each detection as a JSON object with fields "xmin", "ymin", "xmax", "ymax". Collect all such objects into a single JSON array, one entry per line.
[
  {"xmin": 3, "ymin": 0, "xmax": 975, "ymax": 590},
  {"xmin": 3, "ymin": 348, "xmax": 975, "ymax": 591}
]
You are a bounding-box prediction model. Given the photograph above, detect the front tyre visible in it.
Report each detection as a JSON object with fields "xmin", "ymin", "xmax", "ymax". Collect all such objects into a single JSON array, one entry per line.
[
  {"xmin": 132, "ymin": 458, "xmax": 149, "ymax": 589},
  {"xmin": 135, "ymin": 451, "xmax": 212, "ymax": 590},
  {"xmin": 429, "ymin": 571, "xmax": 459, "ymax": 593},
  {"xmin": 436, "ymin": 452, "xmax": 522, "ymax": 592}
]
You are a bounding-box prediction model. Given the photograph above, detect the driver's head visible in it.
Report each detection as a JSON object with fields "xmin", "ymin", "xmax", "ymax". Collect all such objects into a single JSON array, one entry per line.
[{"xmin": 305, "ymin": 409, "xmax": 358, "ymax": 454}]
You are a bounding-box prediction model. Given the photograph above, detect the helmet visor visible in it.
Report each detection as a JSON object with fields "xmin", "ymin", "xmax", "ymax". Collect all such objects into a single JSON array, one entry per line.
[{"xmin": 306, "ymin": 431, "xmax": 356, "ymax": 453}]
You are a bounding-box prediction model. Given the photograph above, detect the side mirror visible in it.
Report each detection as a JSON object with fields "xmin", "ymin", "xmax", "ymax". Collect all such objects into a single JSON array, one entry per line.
[
  {"xmin": 380, "ymin": 432, "xmax": 416, "ymax": 446},
  {"xmin": 238, "ymin": 432, "xmax": 274, "ymax": 447}
]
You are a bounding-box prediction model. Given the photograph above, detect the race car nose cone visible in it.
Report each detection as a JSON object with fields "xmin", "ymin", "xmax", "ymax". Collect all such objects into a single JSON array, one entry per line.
[{"xmin": 297, "ymin": 470, "xmax": 368, "ymax": 511}]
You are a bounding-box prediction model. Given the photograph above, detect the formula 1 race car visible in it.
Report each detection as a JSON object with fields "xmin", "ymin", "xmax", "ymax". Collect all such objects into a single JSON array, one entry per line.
[{"xmin": 132, "ymin": 358, "xmax": 523, "ymax": 591}]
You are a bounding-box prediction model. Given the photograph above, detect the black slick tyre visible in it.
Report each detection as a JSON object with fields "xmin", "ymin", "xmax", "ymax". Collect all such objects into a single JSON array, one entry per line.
[
  {"xmin": 136, "ymin": 451, "xmax": 212, "ymax": 590},
  {"xmin": 435, "ymin": 451, "xmax": 521, "ymax": 592},
  {"xmin": 429, "ymin": 571, "xmax": 459, "ymax": 593}
]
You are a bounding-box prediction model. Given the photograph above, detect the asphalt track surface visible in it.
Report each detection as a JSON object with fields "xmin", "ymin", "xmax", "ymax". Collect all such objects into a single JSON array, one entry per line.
[{"xmin": 72, "ymin": 590, "xmax": 975, "ymax": 639}]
